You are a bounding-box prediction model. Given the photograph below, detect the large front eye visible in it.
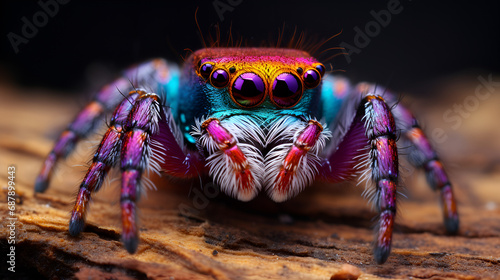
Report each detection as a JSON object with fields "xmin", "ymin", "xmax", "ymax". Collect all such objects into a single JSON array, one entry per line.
[
  {"xmin": 210, "ymin": 69, "xmax": 229, "ymax": 88},
  {"xmin": 231, "ymin": 72, "xmax": 265, "ymax": 107},
  {"xmin": 271, "ymin": 73, "xmax": 303, "ymax": 108}
]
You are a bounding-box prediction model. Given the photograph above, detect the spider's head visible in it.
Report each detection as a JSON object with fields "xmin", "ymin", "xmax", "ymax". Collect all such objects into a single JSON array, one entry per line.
[
  {"xmin": 186, "ymin": 48, "xmax": 325, "ymax": 119},
  {"xmin": 181, "ymin": 49, "xmax": 331, "ymax": 202}
]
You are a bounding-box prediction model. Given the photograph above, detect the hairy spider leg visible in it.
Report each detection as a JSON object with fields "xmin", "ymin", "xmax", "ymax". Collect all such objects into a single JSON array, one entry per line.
[
  {"xmin": 69, "ymin": 89, "xmax": 143, "ymax": 237},
  {"xmin": 355, "ymin": 83, "xmax": 459, "ymax": 234},
  {"xmin": 319, "ymin": 80, "xmax": 399, "ymax": 264},
  {"xmin": 360, "ymin": 95, "xmax": 399, "ymax": 265},
  {"xmin": 70, "ymin": 87, "xmax": 202, "ymax": 253},
  {"xmin": 387, "ymin": 93, "xmax": 459, "ymax": 233},
  {"xmin": 35, "ymin": 59, "xmax": 176, "ymax": 193},
  {"xmin": 118, "ymin": 92, "xmax": 163, "ymax": 253}
]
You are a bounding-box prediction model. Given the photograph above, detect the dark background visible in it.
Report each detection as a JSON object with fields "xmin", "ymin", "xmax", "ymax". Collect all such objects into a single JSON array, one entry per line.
[{"xmin": 1, "ymin": 0, "xmax": 499, "ymax": 94}]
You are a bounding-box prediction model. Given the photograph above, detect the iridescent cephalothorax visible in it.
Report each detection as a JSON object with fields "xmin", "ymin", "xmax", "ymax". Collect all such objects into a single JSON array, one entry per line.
[{"xmin": 35, "ymin": 48, "xmax": 459, "ymax": 264}]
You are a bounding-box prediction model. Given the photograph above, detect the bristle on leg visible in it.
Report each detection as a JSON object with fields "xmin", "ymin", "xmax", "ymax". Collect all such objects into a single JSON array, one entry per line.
[{"xmin": 361, "ymin": 95, "xmax": 399, "ymax": 264}]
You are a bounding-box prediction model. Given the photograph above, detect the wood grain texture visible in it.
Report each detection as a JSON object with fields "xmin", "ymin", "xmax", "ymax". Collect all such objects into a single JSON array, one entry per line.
[{"xmin": 1, "ymin": 76, "xmax": 499, "ymax": 279}]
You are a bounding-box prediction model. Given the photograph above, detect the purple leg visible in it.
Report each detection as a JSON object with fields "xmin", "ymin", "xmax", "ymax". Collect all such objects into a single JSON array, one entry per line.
[
  {"xmin": 118, "ymin": 91, "xmax": 203, "ymax": 252},
  {"xmin": 69, "ymin": 89, "xmax": 142, "ymax": 236},
  {"xmin": 35, "ymin": 59, "xmax": 172, "ymax": 193},
  {"xmin": 321, "ymin": 93, "xmax": 399, "ymax": 264},
  {"xmin": 369, "ymin": 84, "xmax": 459, "ymax": 233},
  {"xmin": 391, "ymin": 100, "xmax": 459, "ymax": 233},
  {"xmin": 364, "ymin": 95, "xmax": 399, "ymax": 264},
  {"xmin": 118, "ymin": 92, "xmax": 163, "ymax": 252},
  {"xmin": 69, "ymin": 88, "xmax": 202, "ymax": 253}
]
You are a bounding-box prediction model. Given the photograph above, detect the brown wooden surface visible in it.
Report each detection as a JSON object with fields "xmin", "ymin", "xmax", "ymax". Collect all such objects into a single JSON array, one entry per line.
[{"xmin": 1, "ymin": 76, "xmax": 499, "ymax": 279}]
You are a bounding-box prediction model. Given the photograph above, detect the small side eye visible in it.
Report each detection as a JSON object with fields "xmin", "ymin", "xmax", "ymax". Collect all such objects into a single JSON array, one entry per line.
[
  {"xmin": 210, "ymin": 69, "xmax": 230, "ymax": 88},
  {"xmin": 271, "ymin": 73, "xmax": 303, "ymax": 108},
  {"xmin": 315, "ymin": 63, "xmax": 326, "ymax": 77},
  {"xmin": 303, "ymin": 69, "xmax": 321, "ymax": 89},
  {"xmin": 199, "ymin": 62, "xmax": 214, "ymax": 80}
]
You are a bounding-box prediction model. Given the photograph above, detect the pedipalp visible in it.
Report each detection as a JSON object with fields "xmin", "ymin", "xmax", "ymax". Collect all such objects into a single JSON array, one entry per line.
[
  {"xmin": 266, "ymin": 119, "xmax": 328, "ymax": 202},
  {"xmin": 197, "ymin": 117, "xmax": 264, "ymax": 201}
]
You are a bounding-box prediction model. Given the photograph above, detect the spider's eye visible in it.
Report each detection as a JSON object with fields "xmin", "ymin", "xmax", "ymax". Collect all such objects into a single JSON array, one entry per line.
[
  {"xmin": 303, "ymin": 69, "xmax": 321, "ymax": 89},
  {"xmin": 315, "ymin": 63, "xmax": 325, "ymax": 77},
  {"xmin": 231, "ymin": 72, "xmax": 265, "ymax": 107},
  {"xmin": 271, "ymin": 73, "xmax": 303, "ymax": 108},
  {"xmin": 210, "ymin": 69, "xmax": 229, "ymax": 88},
  {"xmin": 199, "ymin": 62, "xmax": 214, "ymax": 80}
]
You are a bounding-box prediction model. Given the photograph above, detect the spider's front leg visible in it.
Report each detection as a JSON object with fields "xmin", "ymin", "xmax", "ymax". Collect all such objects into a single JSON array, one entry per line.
[
  {"xmin": 35, "ymin": 59, "xmax": 173, "ymax": 193},
  {"xmin": 69, "ymin": 89, "xmax": 143, "ymax": 237},
  {"xmin": 360, "ymin": 95, "xmax": 399, "ymax": 264},
  {"xmin": 70, "ymin": 89, "xmax": 201, "ymax": 253},
  {"xmin": 356, "ymin": 83, "xmax": 459, "ymax": 233},
  {"xmin": 321, "ymin": 92, "xmax": 399, "ymax": 264}
]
